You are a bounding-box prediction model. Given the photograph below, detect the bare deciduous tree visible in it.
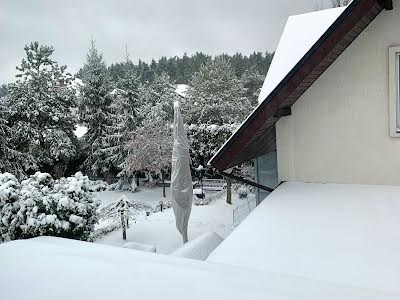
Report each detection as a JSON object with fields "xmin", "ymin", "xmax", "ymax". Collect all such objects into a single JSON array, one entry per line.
[{"xmin": 123, "ymin": 122, "xmax": 173, "ymax": 197}]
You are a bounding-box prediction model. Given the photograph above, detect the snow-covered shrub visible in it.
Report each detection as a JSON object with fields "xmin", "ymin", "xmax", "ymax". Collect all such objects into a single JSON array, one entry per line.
[
  {"xmin": 52, "ymin": 172, "xmax": 100, "ymax": 240},
  {"xmin": 238, "ymin": 186, "xmax": 248, "ymax": 199},
  {"xmin": 187, "ymin": 124, "xmax": 237, "ymax": 163},
  {"xmin": 88, "ymin": 179, "xmax": 108, "ymax": 192},
  {"xmin": 107, "ymin": 178, "xmax": 139, "ymax": 192},
  {"xmin": 0, "ymin": 173, "xmax": 21, "ymax": 242},
  {"xmin": 10, "ymin": 171, "xmax": 99, "ymax": 241}
]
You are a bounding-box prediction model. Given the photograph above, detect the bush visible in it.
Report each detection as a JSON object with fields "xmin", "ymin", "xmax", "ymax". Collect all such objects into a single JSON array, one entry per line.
[
  {"xmin": 0, "ymin": 173, "xmax": 21, "ymax": 242},
  {"xmin": 88, "ymin": 179, "xmax": 108, "ymax": 192},
  {"xmin": 0, "ymin": 171, "xmax": 100, "ymax": 243}
]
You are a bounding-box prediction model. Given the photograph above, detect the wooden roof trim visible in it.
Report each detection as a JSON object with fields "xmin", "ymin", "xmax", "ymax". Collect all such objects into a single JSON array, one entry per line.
[{"xmin": 209, "ymin": 0, "xmax": 392, "ymax": 171}]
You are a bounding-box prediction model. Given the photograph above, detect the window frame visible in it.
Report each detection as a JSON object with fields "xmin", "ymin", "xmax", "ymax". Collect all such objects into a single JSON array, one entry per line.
[{"xmin": 389, "ymin": 46, "xmax": 400, "ymax": 137}]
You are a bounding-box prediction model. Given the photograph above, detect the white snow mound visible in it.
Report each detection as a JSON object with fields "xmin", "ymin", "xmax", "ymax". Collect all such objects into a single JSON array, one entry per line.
[
  {"xmin": 122, "ymin": 241, "xmax": 156, "ymax": 253},
  {"xmin": 171, "ymin": 232, "xmax": 223, "ymax": 260}
]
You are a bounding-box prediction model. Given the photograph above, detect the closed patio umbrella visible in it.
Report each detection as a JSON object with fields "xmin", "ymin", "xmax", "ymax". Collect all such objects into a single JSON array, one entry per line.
[{"xmin": 171, "ymin": 101, "xmax": 193, "ymax": 243}]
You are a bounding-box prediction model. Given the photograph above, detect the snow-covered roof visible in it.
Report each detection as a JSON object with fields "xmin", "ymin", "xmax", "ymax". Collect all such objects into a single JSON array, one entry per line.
[
  {"xmin": 258, "ymin": 7, "xmax": 346, "ymax": 104},
  {"xmin": 0, "ymin": 236, "xmax": 396, "ymax": 300},
  {"xmin": 209, "ymin": 0, "xmax": 390, "ymax": 171},
  {"xmin": 208, "ymin": 182, "xmax": 400, "ymax": 295}
]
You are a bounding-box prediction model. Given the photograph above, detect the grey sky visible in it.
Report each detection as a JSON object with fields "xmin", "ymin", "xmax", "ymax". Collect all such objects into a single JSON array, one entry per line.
[{"xmin": 0, "ymin": 0, "xmax": 332, "ymax": 83}]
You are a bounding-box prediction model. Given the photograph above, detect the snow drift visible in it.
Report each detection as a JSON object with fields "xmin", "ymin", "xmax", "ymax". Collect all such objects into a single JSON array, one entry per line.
[{"xmin": 171, "ymin": 232, "xmax": 223, "ymax": 260}]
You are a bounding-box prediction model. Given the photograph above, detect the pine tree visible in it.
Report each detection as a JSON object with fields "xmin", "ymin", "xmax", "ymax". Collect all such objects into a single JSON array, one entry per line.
[
  {"xmin": 184, "ymin": 57, "xmax": 251, "ymax": 125},
  {"xmin": 80, "ymin": 40, "xmax": 118, "ymax": 177},
  {"xmin": 6, "ymin": 42, "xmax": 76, "ymax": 176}
]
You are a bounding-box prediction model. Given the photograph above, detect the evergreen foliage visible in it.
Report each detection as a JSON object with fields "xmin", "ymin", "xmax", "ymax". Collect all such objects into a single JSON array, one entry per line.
[
  {"xmin": 5, "ymin": 42, "xmax": 77, "ymax": 176},
  {"xmin": 79, "ymin": 40, "xmax": 119, "ymax": 176},
  {"xmin": 187, "ymin": 124, "xmax": 237, "ymax": 166},
  {"xmin": 140, "ymin": 73, "xmax": 177, "ymax": 124},
  {"xmin": 184, "ymin": 57, "xmax": 251, "ymax": 125},
  {"xmin": 0, "ymin": 172, "xmax": 99, "ymax": 243},
  {"xmin": 105, "ymin": 51, "xmax": 273, "ymax": 86}
]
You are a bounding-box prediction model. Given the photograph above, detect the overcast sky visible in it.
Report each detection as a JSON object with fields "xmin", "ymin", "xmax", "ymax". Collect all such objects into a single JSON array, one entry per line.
[{"xmin": 0, "ymin": 0, "xmax": 332, "ymax": 83}]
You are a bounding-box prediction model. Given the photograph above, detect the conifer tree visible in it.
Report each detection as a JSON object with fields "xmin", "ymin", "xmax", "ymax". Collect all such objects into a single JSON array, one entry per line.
[
  {"xmin": 108, "ymin": 51, "xmax": 143, "ymax": 188},
  {"xmin": 0, "ymin": 100, "xmax": 33, "ymax": 177},
  {"xmin": 140, "ymin": 73, "xmax": 177, "ymax": 124},
  {"xmin": 242, "ymin": 65, "xmax": 264, "ymax": 107},
  {"xmin": 80, "ymin": 40, "xmax": 118, "ymax": 177},
  {"xmin": 116, "ymin": 51, "xmax": 142, "ymax": 135},
  {"xmin": 6, "ymin": 42, "xmax": 76, "ymax": 176},
  {"xmin": 184, "ymin": 57, "xmax": 251, "ymax": 125}
]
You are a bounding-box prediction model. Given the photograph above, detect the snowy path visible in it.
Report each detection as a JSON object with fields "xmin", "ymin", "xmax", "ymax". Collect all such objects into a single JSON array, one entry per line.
[{"xmin": 95, "ymin": 187, "xmax": 255, "ymax": 254}]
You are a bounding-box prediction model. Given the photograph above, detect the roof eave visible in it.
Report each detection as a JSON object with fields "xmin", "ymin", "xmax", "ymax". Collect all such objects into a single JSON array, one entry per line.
[{"xmin": 209, "ymin": 0, "xmax": 392, "ymax": 171}]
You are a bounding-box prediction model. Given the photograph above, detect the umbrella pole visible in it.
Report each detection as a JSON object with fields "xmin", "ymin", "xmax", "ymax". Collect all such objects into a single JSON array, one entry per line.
[{"xmin": 182, "ymin": 228, "xmax": 188, "ymax": 243}]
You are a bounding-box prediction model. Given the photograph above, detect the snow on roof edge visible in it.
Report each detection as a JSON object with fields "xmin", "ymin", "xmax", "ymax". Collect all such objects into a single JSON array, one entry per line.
[
  {"xmin": 208, "ymin": 6, "xmax": 348, "ymax": 168},
  {"xmin": 257, "ymin": 6, "xmax": 347, "ymax": 104}
]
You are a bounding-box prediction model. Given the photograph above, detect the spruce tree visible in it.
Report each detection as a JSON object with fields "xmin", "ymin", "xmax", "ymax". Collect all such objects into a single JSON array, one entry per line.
[
  {"xmin": 107, "ymin": 53, "xmax": 143, "ymax": 187},
  {"xmin": 80, "ymin": 40, "xmax": 119, "ymax": 177},
  {"xmin": 116, "ymin": 52, "xmax": 142, "ymax": 135},
  {"xmin": 6, "ymin": 42, "xmax": 76, "ymax": 176}
]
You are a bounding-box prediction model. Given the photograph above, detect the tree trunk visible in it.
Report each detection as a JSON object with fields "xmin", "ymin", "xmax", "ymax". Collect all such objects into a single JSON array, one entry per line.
[
  {"xmin": 135, "ymin": 172, "xmax": 139, "ymax": 186},
  {"xmin": 162, "ymin": 171, "xmax": 166, "ymax": 198},
  {"xmin": 121, "ymin": 211, "xmax": 126, "ymax": 240},
  {"xmin": 226, "ymin": 177, "xmax": 232, "ymax": 205}
]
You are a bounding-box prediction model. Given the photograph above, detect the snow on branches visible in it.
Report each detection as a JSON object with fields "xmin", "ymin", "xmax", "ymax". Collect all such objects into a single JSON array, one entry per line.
[
  {"xmin": 0, "ymin": 171, "xmax": 99, "ymax": 243},
  {"xmin": 187, "ymin": 123, "xmax": 238, "ymax": 163},
  {"xmin": 123, "ymin": 122, "xmax": 173, "ymax": 177},
  {"xmin": 183, "ymin": 57, "xmax": 251, "ymax": 125},
  {"xmin": 99, "ymin": 195, "xmax": 152, "ymax": 240},
  {"xmin": 6, "ymin": 42, "xmax": 77, "ymax": 175}
]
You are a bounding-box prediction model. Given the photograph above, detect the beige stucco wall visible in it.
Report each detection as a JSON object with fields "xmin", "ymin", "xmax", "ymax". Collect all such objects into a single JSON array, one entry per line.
[{"xmin": 276, "ymin": 3, "xmax": 400, "ymax": 185}]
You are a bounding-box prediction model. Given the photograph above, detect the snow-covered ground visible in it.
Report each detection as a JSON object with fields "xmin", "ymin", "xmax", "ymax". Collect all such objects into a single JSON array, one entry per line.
[
  {"xmin": 3, "ymin": 236, "xmax": 395, "ymax": 300},
  {"xmin": 94, "ymin": 187, "xmax": 255, "ymax": 254},
  {"xmin": 209, "ymin": 182, "xmax": 400, "ymax": 295}
]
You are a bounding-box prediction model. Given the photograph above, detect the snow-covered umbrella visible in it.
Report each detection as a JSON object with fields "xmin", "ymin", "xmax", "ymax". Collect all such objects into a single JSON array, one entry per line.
[{"xmin": 171, "ymin": 101, "xmax": 193, "ymax": 243}]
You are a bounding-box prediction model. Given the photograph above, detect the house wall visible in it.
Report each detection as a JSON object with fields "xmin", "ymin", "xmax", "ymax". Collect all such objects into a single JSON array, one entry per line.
[{"xmin": 276, "ymin": 4, "xmax": 400, "ymax": 185}]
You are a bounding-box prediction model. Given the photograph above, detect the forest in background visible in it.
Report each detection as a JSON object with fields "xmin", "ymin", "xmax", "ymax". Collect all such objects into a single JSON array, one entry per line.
[{"xmin": 0, "ymin": 40, "xmax": 273, "ymax": 185}]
